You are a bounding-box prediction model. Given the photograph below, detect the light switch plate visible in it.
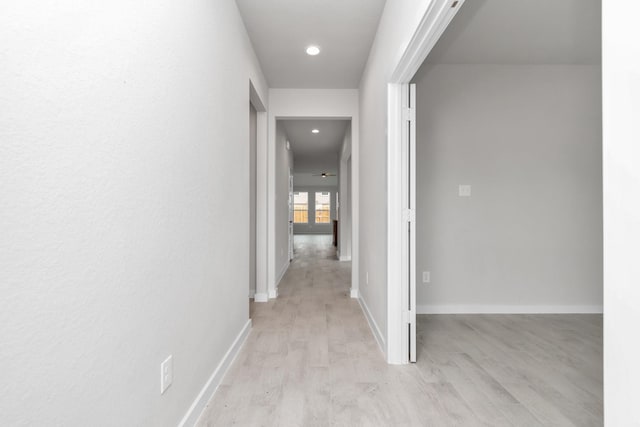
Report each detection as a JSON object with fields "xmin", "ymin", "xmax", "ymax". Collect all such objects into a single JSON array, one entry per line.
[{"xmin": 422, "ymin": 271, "xmax": 431, "ymax": 283}]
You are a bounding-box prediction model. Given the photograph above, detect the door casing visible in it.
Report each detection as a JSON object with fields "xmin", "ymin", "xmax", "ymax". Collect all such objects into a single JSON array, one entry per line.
[{"xmin": 386, "ymin": 0, "xmax": 465, "ymax": 364}]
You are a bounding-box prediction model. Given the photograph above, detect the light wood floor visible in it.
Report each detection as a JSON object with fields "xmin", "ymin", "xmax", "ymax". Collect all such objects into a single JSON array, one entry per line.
[{"xmin": 197, "ymin": 235, "xmax": 603, "ymax": 426}]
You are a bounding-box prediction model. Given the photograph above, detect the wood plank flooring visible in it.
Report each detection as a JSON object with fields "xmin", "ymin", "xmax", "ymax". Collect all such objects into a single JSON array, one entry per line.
[{"xmin": 197, "ymin": 235, "xmax": 603, "ymax": 426}]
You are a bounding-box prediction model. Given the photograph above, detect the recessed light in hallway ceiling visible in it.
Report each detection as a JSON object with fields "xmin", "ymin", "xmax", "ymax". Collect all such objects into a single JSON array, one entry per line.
[
  {"xmin": 311, "ymin": 129, "xmax": 319, "ymax": 134},
  {"xmin": 306, "ymin": 45, "xmax": 320, "ymax": 56},
  {"xmin": 235, "ymin": 0, "xmax": 386, "ymax": 88}
]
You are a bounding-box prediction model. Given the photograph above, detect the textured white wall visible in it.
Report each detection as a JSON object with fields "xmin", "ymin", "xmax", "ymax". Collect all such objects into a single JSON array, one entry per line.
[
  {"xmin": 358, "ymin": 0, "xmax": 435, "ymax": 349},
  {"xmin": 603, "ymin": 1, "xmax": 640, "ymax": 424},
  {"xmin": 0, "ymin": 0, "xmax": 267, "ymax": 425},
  {"xmin": 412, "ymin": 64, "xmax": 602, "ymax": 312}
]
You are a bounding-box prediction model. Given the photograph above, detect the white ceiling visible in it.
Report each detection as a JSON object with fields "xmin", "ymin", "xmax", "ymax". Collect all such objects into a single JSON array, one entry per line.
[
  {"xmin": 280, "ymin": 119, "xmax": 349, "ymax": 173},
  {"xmin": 235, "ymin": 0, "xmax": 387, "ymax": 88},
  {"xmin": 425, "ymin": 0, "xmax": 601, "ymax": 65}
]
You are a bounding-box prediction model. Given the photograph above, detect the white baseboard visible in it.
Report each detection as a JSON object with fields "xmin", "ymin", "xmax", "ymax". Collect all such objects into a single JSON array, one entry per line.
[
  {"xmin": 350, "ymin": 288, "xmax": 359, "ymax": 299},
  {"xmin": 276, "ymin": 261, "xmax": 289, "ymax": 286},
  {"xmin": 357, "ymin": 296, "xmax": 385, "ymax": 356},
  {"xmin": 339, "ymin": 256, "xmax": 352, "ymax": 262},
  {"xmin": 248, "ymin": 289, "xmax": 255, "ymax": 299},
  {"xmin": 254, "ymin": 293, "xmax": 268, "ymax": 303},
  {"xmin": 180, "ymin": 319, "xmax": 252, "ymax": 427},
  {"xmin": 416, "ymin": 305, "xmax": 604, "ymax": 314},
  {"xmin": 268, "ymin": 261, "xmax": 288, "ymax": 300}
]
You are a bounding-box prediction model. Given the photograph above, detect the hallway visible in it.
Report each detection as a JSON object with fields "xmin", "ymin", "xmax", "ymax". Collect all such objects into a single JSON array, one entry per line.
[
  {"xmin": 3, "ymin": 1, "xmax": 633, "ymax": 425},
  {"xmin": 197, "ymin": 234, "xmax": 390, "ymax": 425},
  {"xmin": 196, "ymin": 236, "xmax": 602, "ymax": 426}
]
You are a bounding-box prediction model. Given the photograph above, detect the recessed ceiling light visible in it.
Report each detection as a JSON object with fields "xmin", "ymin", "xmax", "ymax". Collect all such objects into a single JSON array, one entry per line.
[
  {"xmin": 311, "ymin": 129, "xmax": 319, "ymax": 134},
  {"xmin": 306, "ymin": 45, "xmax": 320, "ymax": 56}
]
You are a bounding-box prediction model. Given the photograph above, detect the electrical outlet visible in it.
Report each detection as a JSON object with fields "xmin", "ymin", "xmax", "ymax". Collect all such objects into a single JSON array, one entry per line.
[
  {"xmin": 160, "ymin": 355, "xmax": 173, "ymax": 394},
  {"xmin": 422, "ymin": 271, "xmax": 431, "ymax": 283},
  {"xmin": 459, "ymin": 184, "xmax": 471, "ymax": 197}
]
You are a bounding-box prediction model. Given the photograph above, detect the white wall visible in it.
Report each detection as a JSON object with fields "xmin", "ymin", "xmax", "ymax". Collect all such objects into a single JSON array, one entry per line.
[
  {"xmin": 0, "ymin": 0, "xmax": 267, "ymax": 425},
  {"xmin": 292, "ymin": 187, "xmax": 338, "ymax": 234},
  {"xmin": 268, "ymin": 89, "xmax": 359, "ymax": 297},
  {"xmin": 275, "ymin": 122, "xmax": 294, "ymax": 286},
  {"xmin": 603, "ymin": 2, "xmax": 640, "ymax": 424},
  {"xmin": 358, "ymin": 0, "xmax": 436, "ymax": 352},
  {"xmin": 412, "ymin": 64, "xmax": 602, "ymax": 312}
]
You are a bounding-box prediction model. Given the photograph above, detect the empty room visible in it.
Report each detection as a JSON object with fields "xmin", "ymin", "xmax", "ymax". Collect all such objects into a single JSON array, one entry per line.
[{"xmin": 410, "ymin": 0, "xmax": 603, "ymax": 424}]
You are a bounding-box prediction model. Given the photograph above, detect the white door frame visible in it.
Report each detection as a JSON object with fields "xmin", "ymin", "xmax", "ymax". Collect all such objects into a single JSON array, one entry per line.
[
  {"xmin": 338, "ymin": 124, "xmax": 353, "ymax": 264},
  {"xmin": 288, "ymin": 169, "xmax": 294, "ymax": 261},
  {"xmin": 267, "ymin": 98, "xmax": 359, "ymax": 300},
  {"xmin": 250, "ymin": 81, "xmax": 269, "ymax": 303},
  {"xmin": 386, "ymin": 0, "xmax": 465, "ymax": 365}
]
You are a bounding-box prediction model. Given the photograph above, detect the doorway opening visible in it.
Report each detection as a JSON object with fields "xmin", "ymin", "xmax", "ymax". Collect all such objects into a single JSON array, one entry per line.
[
  {"xmin": 276, "ymin": 119, "xmax": 351, "ymax": 267},
  {"xmin": 249, "ymin": 81, "xmax": 268, "ymax": 306},
  {"xmin": 386, "ymin": 0, "xmax": 463, "ymax": 365},
  {"xmin": 389, "ymin": 0, "xmax": 603, "ymax": 383}
]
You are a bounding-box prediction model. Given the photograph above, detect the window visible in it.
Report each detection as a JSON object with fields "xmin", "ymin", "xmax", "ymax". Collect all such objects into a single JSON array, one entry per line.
[
  {"xmin": 293, "ymin": 192, "xmax": 308, "ymax": 223},
  {"xmin": 315, "ymin": 192, "xmax": 331, "ymax": 224}
]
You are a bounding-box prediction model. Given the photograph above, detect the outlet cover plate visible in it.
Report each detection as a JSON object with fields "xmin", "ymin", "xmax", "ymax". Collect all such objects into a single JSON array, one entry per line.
[
  {"xmin": 459, "ymin": 185, "xmax": 471, "ymax": 197},
  {"xmin": 160, "ymin": 355, "xmax": 173, "ymax": 394}
]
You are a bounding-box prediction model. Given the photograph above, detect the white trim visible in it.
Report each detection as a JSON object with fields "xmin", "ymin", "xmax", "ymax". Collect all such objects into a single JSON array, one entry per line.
[
  {"xmin": 350, "ymin": 288, "xmax": 359, "ymax": 299},
  {"xmin": 248, "ymin": 290, "xmax": 255, "ymax": 299},
  {"xmin": 338, "ymin": 126, "xmax": 353, "ymax": 266},
  {"xmin": 358, "ymin": 296, "xmax": 386, "ymax": 357},
  {"xmin": 417, "ymin": 305, "xmax": 604, "ymax": 314},
  {"xmin": 268, "ymin": 288, "xmax": 278, "ymax": 299},
  {"xmin": 408, "ymin": 83, "xmax": 417, "ymax": 364},
  {"xmin": 267, "ymin": 112, "xmax": 276, "ymax": 301},
  {"xmin": 386, "ymin": 0, "xmax": 465, "ymax": 365},
  {"xmin": 390, "ymin": 0, "xmax": 467, "ymax": 83},
  {"xmin": 386, "ymin": 83, "xmax": 404, "ymax": 365},
  {"xmin": 181, "ymin": 319, "xmax": 252, "ymax": 427},
  {"xmin": 251, "ymin": 80, "xmax": 269, "ymax": 305},
  {"xmin": 254, "ymin": 293, "xmax": 268, "ymax": 303},
  {"xmin": 351, "ymin": 123, "xmax": 359, "ymax": 315}
]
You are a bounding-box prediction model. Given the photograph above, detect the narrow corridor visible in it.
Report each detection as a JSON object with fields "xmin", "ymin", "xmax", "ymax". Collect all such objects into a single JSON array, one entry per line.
[{"xmin": 196, "ymin": 235, "xmax": 412, "ymax": 426}]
